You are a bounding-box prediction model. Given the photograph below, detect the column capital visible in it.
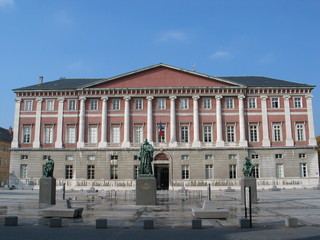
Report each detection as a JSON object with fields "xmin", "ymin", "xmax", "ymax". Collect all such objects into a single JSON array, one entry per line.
[
  {"xmin": 169, "ymin": 96, "xmax": 177, "ymax": 101},
  {"xmin": 146, "ymin": 96, "xmax": 154, "ymax": 101},
  {"xmin": 260, "ymin": 95, "xmax": 268, "ymax": 100},
  {"xmin": 79, "ymin": 96, "xmax": 86, "ymax": 101},
  {"xmin": 237, "ymin": 95, "xmax": 245, "ymax": 99},
  {"xmin": 305, "ymin": 94, "xmax": 314, "ymax": 100},
  {"xmin": 58, "ymin": 97, "xmax": 65, "ymax": 103},
  {"xmin": 101, "ymin": 97, "xmax": 108, "ymax": 102},
  {"xmin": 14, "ymin": 98, "xmax": 22, "ymax": 103},
  {"xmin": 123, "ymin": 96, "xmax": 131, "ymax": 101},
  {"xmin": 36, "ymin": 97, "xmax": 43, "ymax": 103},
  {"xmin": 283, "ymin": 95, "xmax": 291, "ymax": 100},
  {"xmin": 215, "ymin": 95, "xmax": 223, "ymax": 100},
  {"xmin": 192, "ymin": 95, "xmax": 200, "ymax": 100}
]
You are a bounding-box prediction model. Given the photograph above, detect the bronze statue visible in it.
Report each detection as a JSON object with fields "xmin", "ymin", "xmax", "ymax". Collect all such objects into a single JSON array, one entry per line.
[
  {"xmin": 138, "ymin": 139, "xmax": 154, "ymax": 175},
  {"xmin": 243, "ymin": 156, "xmax": 255, "ymax": 178},
  {"xmin": 43, "ymin": 156, "xmax": 54, "ymax": 177}
]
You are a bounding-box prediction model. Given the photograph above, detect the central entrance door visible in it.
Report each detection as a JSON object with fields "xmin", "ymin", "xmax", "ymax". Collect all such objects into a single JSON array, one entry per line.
[{"xmin": 154, "ymin": 164, "xmax": 169, "ymax": 190}]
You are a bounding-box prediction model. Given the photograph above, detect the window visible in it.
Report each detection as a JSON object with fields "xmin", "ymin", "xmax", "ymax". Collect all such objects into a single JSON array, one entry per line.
[
  {"xmin": 65, "ymin": 165, "xmax": 73, "ymax": 179},
  {"xmin": 296, "ymin": 124, "xmax": 305, "ymax": 141},
  {"xmin": 46, "ymin": 100, "xmax": 54, "ymax": 111},
  {"xmin": 248, "ymin": 98, "xmax": 256, "ymax": 109},
  {"xmin": 110, "ymin": 155, "xmax": 118, "ymax": 160},
  {"xmin": 157, "ymin": 98, "xmax": 166, "ymax": 110},
  {"xmin": 88, "ymin": 125, "xmax": 98, "ymax": 143},
  {"xmin": 157, "ymin": 122, "xmax": 166, "ymax": 142},
  {"xmin": 181, "ymin": 155, "xmax": 189, "ymax": 160},
  {"xmin": 25, "ymin": 100, "xmax": 33, "ymax": 111},
  {"xmin": 182, "ymin": 165, "xmax": 190, "ymax": 179},
  {"xmin": 180, "ymin": 98, "xmax": 189, "ymax": 110},
  {"xmin": 299, "ymin": 153, "xmax": 306, "ymax": 158},
  {"xmin": 90, "ymin": 99, "xmax": 98, "ymax": 110},
  {"xmin": 66, "ymin": 126, "xmax": 76, "ymax": 144},
  {"xmin": 229, "ymin": 154, "xmax": 237, "ymax": 159},
  {"xmin": 249, "ymin": 125, "xmax": 258, "ymax": 142},
  {"xmin": 225, "ymin": 98, "xmax": 234, "ymax": 109},
  {"xmin": 22, "ymin": 126, "xmax": 31, "ymax": 143},
  {"xmin": 21, "ymin": 155, "xmax": 28, "ymax": 160},
  {"xmin": 275, "ymin": 154, "xmax": 283, "ymax": 159},
  {"xmin": 294, "ymin": 97, "xmax": 302, "ymax": 108},
  {"xmin": 112, "ymin": 99, "xmax": 120, "ymax": 110},
  {"xmin": 203, "ymin": 125, "xmax": 212, "ymax": 142},
  {"xmin": 271, "ymin": 97, "xmax": 280, "ymax": 108},
  {"xmin": 87, "ymin": 155, "xmax": 95, "ymax": 161},
  {"xmin": 65, "ymin": 155, "xmax": 74, "ymax": 161},
  {"xmin": 134, "ymin": 126, "xmax": 143, "ymax": 143},
  {"xmin": 135, "ymin": 99, "xmax": 143, "ymax": 110},
  {"xmin": 205, "ymin": 165, "xmax": 213, "ymax": 179},
  {"xmin": 276, "ymin": 164, "xmax": 284, "ymax": 178},
  {"xmin": 68, "ymin": 100, "xmax": 76, "ymax": 110},
  {"xmin": 203, "ymin": 98, "xmax": 211, "ymax": 109},
  {"xmin": 110, "ymin": 165, "xmax": 118, "ymax": 179},
  {"xmin": 87, "ymin": 165, "xmax": 95, "ymax": 179},
  {"xmin": 226, "ymin": 125, "xmax": 235, "ymax": 142},
  {"xmin": 229, "ymin": 164, "xmax": 236, "ymax": 179},
  {"xmin": 134, "ymin": 165, "xmax": 140, "ymax": 179},
  {"xmin": 180, "ymin": 125, "xmax": 189, "ymax": 142},
  {"xmin": 300, "ymin": 163, "xmax": 307, "ymax": 177},
  {"xmin": 111, "ymin": 126, "xmax": 120, "ymax": 143},
  {"xmin": 44, "ymin": 126, "xmax": 54, "ymax": 144},
  {"xmin": 251, "ymin": 154, "xmax": 259, "ymax": 159},
  {"xmin": 20, "ymin": 164, "xmax": 27, "ymax": 178},
  {"xmin": 252, "ymin": 164, "xmax": 259, "ymax": 178},
  {"xmin": 273, "ymin": 124, "xmax": 282, "ymax": 141},
  {"xmin": 205, "ymin": 154, "xmax": 213, "ymax": 160}
]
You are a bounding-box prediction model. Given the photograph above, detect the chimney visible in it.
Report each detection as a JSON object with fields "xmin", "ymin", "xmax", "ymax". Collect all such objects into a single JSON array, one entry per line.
[
  {"xmin": 8, "ymin": 126, "xmax": 13, "ymax": 136},
  {"xmin": 39, "ymin": 76, "xmax": 43, "ymax": 84}
]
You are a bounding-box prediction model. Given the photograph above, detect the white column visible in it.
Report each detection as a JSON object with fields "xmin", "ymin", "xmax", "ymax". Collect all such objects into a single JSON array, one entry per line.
[
  {"xmin": 77, "ymin": 97, "xmax": 86, "ymax": 148},
  {"xmin": 146, "ymin": 96, "xmax": 154, "ymax": 144},
  {"xmin": 122, "ymin": 96, "xmax": 131, "ymax": 147},
  {"xmin": 99, "ymin": 97, "xmax": 108, "ymax": 148},
  {"xmin": 284, "ymin": 95, "xmax": 294, "ymax": 146},
  {"xmin": 260, "ymin": 95, "xmax": 271, "ymax": 146},
  {"xmin": 169, "ymin": 96, "xmax": 177, "ymax": 147},
  {"xmin": 55, "ymin": 98, "xmax": 64, "ymax": 148},
  {"xmin": 238, "ymin": 95, "xmax": 248, "ymax": 147},
  {"xmin": 192, "ymin": 95, "xmax": 201, "ymax": 147},
  {"xmin": 306, "ymin": 94, "xmax": 317, "ymax": 146},
  {"xmin": 11, "ymin": 98, "xmax": 21, "ymax": 148},
  {"xmin": 33, "ymin": 98, "xmax": 43, "ymax": 148},
  {"xmin": 215, "ymin": 95, "xmax": 224, "ymax": 147}
]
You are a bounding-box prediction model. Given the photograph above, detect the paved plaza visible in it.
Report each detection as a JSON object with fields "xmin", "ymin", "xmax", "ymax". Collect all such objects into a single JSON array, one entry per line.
[{"xmin": 0, "ymin": 187, "xmax": 320, "ymax": 239}]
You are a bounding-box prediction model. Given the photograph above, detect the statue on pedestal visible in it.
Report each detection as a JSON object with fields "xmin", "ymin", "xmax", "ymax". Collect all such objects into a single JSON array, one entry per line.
[
  {"xmin": 138, "ymin": 139, "xmax": 154, "ymax": 176},
  {"xmin": 242, "ymin": 156, "xmax": 255, "ymax": 178},
  {"xmin": 43, "ymin": 156, "xmax": 54, "ymax": 177}
]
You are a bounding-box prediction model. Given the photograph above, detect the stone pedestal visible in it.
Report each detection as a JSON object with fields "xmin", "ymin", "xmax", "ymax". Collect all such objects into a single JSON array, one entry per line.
[
  {"xmin": 240, "ymin": 178, "xmax": 257, "ymax": 204},
  {"xmin": 136, "ymin": 176, "xmax": 156, "ymax": 205},
  {"xmin": 39, "ymin": 177, "xmax": 56, "ymax": 205}
]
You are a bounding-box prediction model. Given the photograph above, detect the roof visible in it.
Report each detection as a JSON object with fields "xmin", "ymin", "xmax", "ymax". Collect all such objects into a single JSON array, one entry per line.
[
  {"xmin": 12, "ymin": 63, "xmax": 315, "ymax": 92},
  {"xmin": 0, "ymin": 127, "xmax": 12, "ymax": 143}
]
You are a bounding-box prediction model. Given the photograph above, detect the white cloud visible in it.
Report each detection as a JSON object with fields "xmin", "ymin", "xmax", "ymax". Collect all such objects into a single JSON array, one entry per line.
[
  {"xmin": 157, "ymin": 30, "xmax": 187, "ymax": 42},
  {"xmin": 0, "ymin": 0, "xmax": 14, "ymax": 8},
  {"xmin": 210, "ymin": 51, "xmax": 231, "ymax": 59}
]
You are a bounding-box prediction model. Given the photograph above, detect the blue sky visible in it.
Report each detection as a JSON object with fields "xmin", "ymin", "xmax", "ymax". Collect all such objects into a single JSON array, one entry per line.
[{"xmin": 1, "ymin": 0, "xmax": 320, "ymax": 135}]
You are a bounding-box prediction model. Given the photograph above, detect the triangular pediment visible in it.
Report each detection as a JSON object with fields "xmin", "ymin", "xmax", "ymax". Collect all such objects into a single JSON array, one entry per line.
[{"xmin": 86, "ymin": 64, "xmax": 243, "ymax": 89}]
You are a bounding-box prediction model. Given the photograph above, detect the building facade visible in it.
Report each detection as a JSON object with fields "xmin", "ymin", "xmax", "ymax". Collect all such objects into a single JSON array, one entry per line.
[
  {"xmin": 0, "ymin": 127, "xmax": 12, "ymax": 186},
  {"xmin": 9, "ymin": 64, "xmax": 318, "ymax": 189}
]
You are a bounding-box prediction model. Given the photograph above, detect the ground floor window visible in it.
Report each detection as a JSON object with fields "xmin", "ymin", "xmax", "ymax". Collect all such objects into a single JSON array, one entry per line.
[
  {"xmin": 252, "ymin": 164, "xmax": 259, "ymax": 178},
  {"xmin": 276, "ymin": 164, "xmax": 284, "ymax": 178},
  {"xmin": 111, "ymin": 165, "xmax": 118, "ymax": 179},
  {"xmin": 20, "ymin": 164, "xmax": 27, "ymax": 178},
  {"xmin": 87, "ymin": 165, "xmax": 95, "ymax": 179},
  {"xmin": 65, "ymin": 165, "xmax": 73, "ymax": 179},
  {"xmin": 300, "ymin": 163, "xmax": 307, "ymax": 177},
  {"xmin": 205, "ymin": 165, "xmax": 213, "ymax": 179},
  {"xmin": 182, "ymin": 165, "xmax": 190, "ymax": 179},
  {"xmin": 229, "ymin": 164, "xmax": 236, "ymax": 179}
]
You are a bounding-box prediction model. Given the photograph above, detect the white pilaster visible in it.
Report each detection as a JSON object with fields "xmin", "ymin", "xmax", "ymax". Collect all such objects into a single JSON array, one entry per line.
[
  {"xmin": 146, "ymin": 96, "xmax": 154, "ymax": 144},
  {"xmin": 192, "ymin": 95, "xmax": 201, "ymax": 147},
  {"xmin": 55, "ymin": 98, "xmax": 64, "ymax": 148},
  {"xmin": 33, "ymin": 98, "xmax": 43, "ymax": 148},
  {"xmin": 11, "ymin": 98, "xmax": 21, "ymax": 148},
  {"xmin": 260, "ymin": 95, "xmax": 271, "ymax": 147},
  {"xmin": 306, "ymin": 94, "xmax": 317, "ymax": 146},
  {"xmin": 284, "ymin": 95, "xmax": 294, "ymax": 146},
  {"xmin": 122, "ymin": 96, "xmax": 131, "ymax": 148},
  {"xmin": 99, "ymin": 97, "xmax": 108, "ymax": 148},
  {"xmin": 215, "ymin": 95, "xmax": 225, "ymax": 147},
  {"xmin": 77, "ymin": 97, "xmax": 86, "ymax": 148},
  {"xmin": 238, "ymin": 95, "xmax": 248, "ymax": 147},
  {"xmin": 169, "ymin": 96, "xmax": 177, "ymax": 147}
]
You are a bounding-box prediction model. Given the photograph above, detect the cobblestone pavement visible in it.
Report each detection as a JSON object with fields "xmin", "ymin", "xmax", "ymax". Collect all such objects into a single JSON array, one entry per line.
[{"xmin": 0, "ymin": 187, "xmax": 320, "ymax": 240}]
